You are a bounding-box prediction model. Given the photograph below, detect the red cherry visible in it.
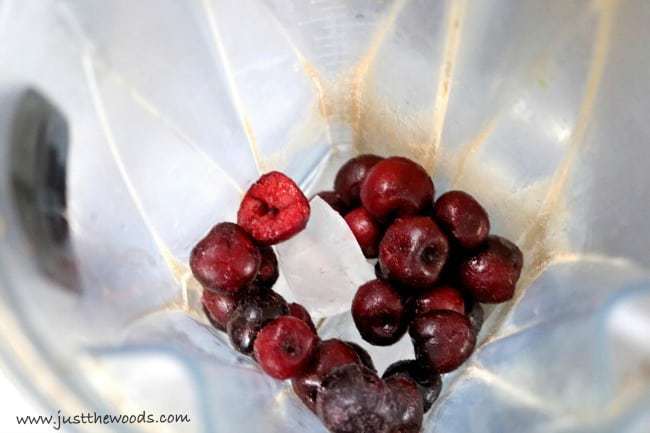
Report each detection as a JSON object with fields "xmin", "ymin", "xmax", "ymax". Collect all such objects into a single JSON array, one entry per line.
[
  {"xmin": 433, "ymin": 191, "xmax": 490, "ymax": 250},
  {"xmin": 254, "ymin": 316, "xmax": 318, "ymax": 379},
  {"xmin": 202, "ymin": 289, "xmax": 239, "ymax": 331},
  {"xmin": 344, "ymin": 207, "xmax": 383, "ymax": 258},
  {"xmin": 379, "ymin": 216, "xmax": 449, "ymax": 291},
  {"xmin": 317, "ymin": 191, "xmax": 349, "ymax": 215},
  {"xmin": 458, "ymin": 235, "xmax": 523, "ymax": 303},
  {"xmin": 291, "ymin": 339, "xmax": 361, "ymax": 411},
  {"xmin": 409, "ymin": 310, "xmax": 476, "ymax": 373},
  {"xmin": 414, "ymin": 285, "xmax": 465, "ymax": 316},
  {"xmin": 288, "ymin": 302, "xmax": 317, "ymax": 333},
  {"xmin": 360, "ymin": 157, "xmax": 434, "ymax": 221},
  {"xmin": 352, "ymin": 280, "xmax": 409, "ymax": 346},
  {"xmin": 334, "ymin": 154, "xmax": 384, "ymax": 207},
  {"xmin": 190, "ymin": 222, "xmax": 260, "ymax": 292}
]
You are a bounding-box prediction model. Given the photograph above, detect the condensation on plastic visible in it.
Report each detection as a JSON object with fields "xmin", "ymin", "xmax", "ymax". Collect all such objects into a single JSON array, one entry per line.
[{"xmin": 0, "ymin": 1, "xmax": 649, "ymax": 432}]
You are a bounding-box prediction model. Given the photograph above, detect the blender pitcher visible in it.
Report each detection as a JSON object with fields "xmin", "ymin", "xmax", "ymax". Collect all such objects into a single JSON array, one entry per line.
[{"xmin": 0, "ymin": 1, "xmax": 649, "ymax": 432}]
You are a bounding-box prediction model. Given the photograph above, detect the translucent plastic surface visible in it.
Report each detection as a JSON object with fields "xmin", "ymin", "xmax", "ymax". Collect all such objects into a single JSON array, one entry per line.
[{"xmin": 0, "ymin": 1, "xmax": 649, "ymax": 432}]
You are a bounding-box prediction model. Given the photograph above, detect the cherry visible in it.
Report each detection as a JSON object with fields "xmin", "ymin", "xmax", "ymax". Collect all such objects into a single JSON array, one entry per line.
[
  {"xmin": 334, "ymin": 154, "xmax": 384, "ymax": 207},
  {"xmin": 288, "ymin": 302, "xmax": 317, "ymax": 333},
  {"xmin": 237, "ymin": 171, "xmax": 310, "ymax": 245},
  {"xmin": 316, "ymin": 364, "xmax": 392, "ymax": 433},
  {"xmin": 190, "ymin": 222, "xmax": 261, "ymax": 293},
  {"xmin": 345, "ymin": 341, "xmax": 377, "ymax": 373},
  {"xmin": 254, "ymin": 316, "xmax": 318, "ymax": 379},
  {"xmin": 252, "ymin": 246, "xmax": 279, "ymax": 289},
  {"xmin": 360, "ymin": 157, "xmax": 434, "ymax": 221},
  {"xmin": 352, "ymin": 280, "xmax": 409, "ymax": 346},
  {"xmin": 433, "ymin": 191, "xmax": 490, "ymax": 249},
  {"xmin": 409, "ymin": 310, "xmax": 476, "ymax": 373},
  {"xmin": 458, "ymin": 235, "xmax": 523, "ymax": 303},
  {"xmin": 202, "ymin": 289, "xmax": 239, "ymax": 331},
  {"xmin": 344, "ymin": 207, "xmax": 383, "ymax": 258},
  {"xmin": 191, "ymin": 166, "xmax": 515, "ymax": 432},
  {"xmin": 317, "ymin": 191, "xmax": 349, "ymax": 215},
  {"xmin": 226, "ymin": 290, "xmax": 288, "ymax": 355},
  {"xmin": 379, "ymin": 216, "xmax": 449, "ymax": 291},
  {"xmin": 383, "ymin": 360, "xmax": 442, "ymax": 413},
  {"xmin": 316, "ymin": 364, "xmax": 424, "ymax": 433},
  {"xmin": 384, "ymin": 375, "xmax": 424, "ymax": 433},
  {"xmin": 292, "ymin": 339, "xmax": 361, "ymax": 411},
  {"xmin": 414, "ymin": 285, "xmax": 465, "ymax": 316}
]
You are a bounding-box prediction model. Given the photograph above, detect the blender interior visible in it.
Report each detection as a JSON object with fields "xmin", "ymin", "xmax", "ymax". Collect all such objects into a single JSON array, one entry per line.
[{"xmin": 1, "ymin": 1, "xmax": 650, "ymax": 433}]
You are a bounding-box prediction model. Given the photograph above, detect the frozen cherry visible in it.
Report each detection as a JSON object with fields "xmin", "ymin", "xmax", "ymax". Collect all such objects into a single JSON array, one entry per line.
[
  {"xmin": 414, "ymin": 285, "xmax": 465, "ymax": 316},
  {"xmin": 458, "ymin": 235, "xmax": 524, "ymax": 303},
  {"xmin": 254, "ymin": 316, "xmax": 318, "ymax": 379},
  {"xmin": 251, "ymin": 246, "xmax": 279, "ymax": 289},
  {"xmin": 409, "ymin": 310, "xmax": 476, "ymax": 373},
  {"xmin": 316, "ymin": 364, "xmax": 392, "ymax": 433},
  {"xmin": 334, "ymin": 154, "xmax": 384, "ymax": 207},
  {"xmin": 288, "ymin": 302, "xmax": 317, "ymax": 333},
  {"xmin": 190, "ymin": 222, "xmax": 261, "ymax": 292},
  {"xmin": 292, "ymin": 339, "xmax": 361, "ymax": 411},
  {"xmin": 433, "ymin": 191, "xmax": 490, "ymax": 249},
  {"xmin": 344, "ymin": 207, "xmax": 383, "ymax": 258},
  {"xmin": 379, "ymin": 216, "xmax": 449, "ymax": 291},
  {"xmin": 345, "ymin": 341, "xmax": 377, "ymax": 373},
  {"xmin": 383, "ymin": 360, "xmax": 442, "ymax": 412},
  {"xmin": 383, "ymin": 375, "xmax": 424, "ymax": 433},
  {"xmin": 202, "ymin": 289, "xmax": 239, "ymax": 331},
  {"xmin": 317, "ymin": 191, "xmax": 349, "ymax": 215},
  {"xmin": 226, "ymin": 290, "xmax": 288, "ymax": 355},
  {"xmin": 237, "ymin": 171, "xmax": 310, "ymax": 245},
  {"xmin": 352, "ymin": 280, "xmax": 409, "ymax": 346},
  {"xmin": 360, "ymin": 157, "xmax": 434, "ymax": 220}
]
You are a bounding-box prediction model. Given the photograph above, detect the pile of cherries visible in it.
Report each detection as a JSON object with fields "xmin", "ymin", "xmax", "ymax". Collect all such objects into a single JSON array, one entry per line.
[{"xmin": 191, "ymin": 156, "xmax": 523, "ymax": 433}]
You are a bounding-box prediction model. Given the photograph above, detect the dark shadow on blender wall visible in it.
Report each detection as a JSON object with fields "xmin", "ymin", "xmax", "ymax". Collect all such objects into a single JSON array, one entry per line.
[{"xmin": 9, "ymin": 88, "xmax": 80, "ymax": 292}]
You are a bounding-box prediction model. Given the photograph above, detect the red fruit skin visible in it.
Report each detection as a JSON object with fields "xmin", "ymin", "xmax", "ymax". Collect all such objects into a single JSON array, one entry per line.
[
  {"xmin": 252, "ymin": 246, "xmax": 279, "ymax": 289},
  {"xmin": 316, "ymin": 364, "xmax": 391, "ymax": 433},
  {"xmin": 190, "ymin": 223, "xmax": 261, "ymax": 292},
  {"xmin": 433, "ymin": 191, "xmax": 490, "ymax": 250},
  {"xmin": 360, "ymin": 157, "xmax": 434, "ymax": 220},
  {"xmin": 344, "ymin": 341, "xmax": 377, "ymax": 373},
  {"xmin": 382, "ymin": 360, "xmax": 442, "ymax": 413},
  {"xmin": 458, "ymin": 235, "xmax": 524, "ymax": 303},
  {"xmin": 379, "ymin": 216, "xmax": 449, "ymax": 291},
  {"xmin": 237, "ymin": 172, "xmax": 310, "ymax": 245},
  {"xmin": 352, "ymin": 280, "xmax": 409, "ymax": 346},
  {"xmin": 316, "ymin": 364, "xmax": 424, "ymax": 433},
  {"xmin": 288, "ymin": 302, "xmax": 317, "ymax": 333},
  {"xmin": 292, "ymin": 339, "xmax": 361, "ymax": 411},
  {"xmin": 317, "ymin": 191, "xmax": 349, "ymax": 215},
  {"xmin": 254, "ymin": 316, "xmax": 318, "ymax": 380},
  {"xmin": 409, "ymin": 310, "xmax": 476, "ymax": 374},
  {"xmin": 202, "ymin": 289, "xmax": 239, "ymax": 331},
  {"xmin": 334, "ymin": 154, "xmax": 384, "ymax": 207},
  {"xmin": 384, "ymin": 375, "xmax": 424, "ymax": 433},
  {"xmin": 344, "ymin": 208, "xmax": 383, "ymax": 258},
  {"xmin": 414, "ymin": 285, "xmax": 465, "ymax": 316},
  {"xmin": 226, "ymin": 290, "xmax": 289, "ymax": 356}
]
